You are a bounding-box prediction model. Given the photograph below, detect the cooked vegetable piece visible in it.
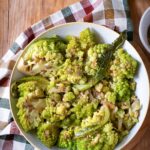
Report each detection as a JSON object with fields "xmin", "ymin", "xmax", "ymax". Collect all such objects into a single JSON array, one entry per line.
[
  {"xmin": 17, "ymin": 97, "xmax": 46, "ymax": 132},
  {"xmin": 57, "ymin": 128, "xmax": 75, "ymax": 149},
  {"xmin": 110, "ymin": 48, "xmax": 138, "ymax": 80},
  {"xmin": 11, "ymin": 76, "xmax": 49, "ymax": 97},
  {"xmin": 75, "ymin": 123, "xmax": 118, "ymax": 150},
  {"xmin": 37, "ymin": 123, "xmax": 60, "ymax": 147},
  {"xmin": 74, "ymin": 31, "xmax": 127, "ymax": 91},
  {"xmin": 79, "ymin": 28, "xmax": 96, "ymax": 49},
  {"xmin": 12, "ymin": 76, "xmax": 49, "ymax": 131},
  {"xmin": 71, "ymin": 98, "xmax": 99, "ymax": 120},
  {"xmin": 42, "ymin": 94, "xmax": 70, "ymax": 123},
  {"xmin": 112, "ymin": 78, "xmax": 131, "ymax": 101},
  {"xmin": 17, "ymin": 36, "xmax": 66, "ymax": 76},
  {"xmin": 75, "ymin": 105, "xmax": 110, "ymax": 138},
  {"xmin": 85, "ymin": 44, "xmax": 111, "ymax": 76}
]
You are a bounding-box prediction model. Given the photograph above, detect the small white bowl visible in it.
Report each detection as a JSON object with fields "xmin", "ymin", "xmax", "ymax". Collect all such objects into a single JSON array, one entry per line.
[{"xmin": 139, "ymin": 7, "xmax": 150, "ymax": 53}]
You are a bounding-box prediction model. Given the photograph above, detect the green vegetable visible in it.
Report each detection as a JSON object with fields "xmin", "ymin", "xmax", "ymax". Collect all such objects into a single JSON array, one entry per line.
[
  {"xmin": 112, "ymin": 79, "xmax": 131, "ymax": 101},
  {"xmin": 75, "ymin": 123, "xmax": 118, "ymax": 150},
  {"xmin": 17, "ymin": 36, "xmax": 66, "ymax": 76},
  {"xmin": 11, "ymin": 76, "xmax": 49, "ymax": 131},
  {"xmin": 75, "ymin": 105, "xmax": 110, "ymax": 138},
  {"xmin": 42, "ymin": 94, "xmax": 70, "ymax": 123},
  {"xmin": 24, "ymin": 36, "xmax": 66, "ymax": 60},
  {"xmin": 57, "ymin": 59, "xmax": 86, "ymax": 84},
  {"xmin": 79, "ymin": 28, "xmax": 96, "ymax": 49},
  {"xmin": 71, "ymin": 98, "xmax": 99, "ymax": 120},
  {"xmin": 11, "ymin": 76, "xmax": 49, "ymax": 98},
  {"xmin": 66, "ymin": 37, "xmax": 83, "ymax": 59},
  {"xmin": 110, "ymin": 48, "xmax": 138, "ymax": 80},
  {"xmin": 37, "ymin": 123, "xmax": 60, "ymax": 147},
  {"xmin": 74, "ymin": 31, "xmax": 127, "ymax": 91},
  {"xmin": 63, "ymin": 92, "xmax": 75, "ymax": 102},
  {"xmin": 17, "ymin": 91, "xmax": 46, "ymax": 131},
  {"xmin": 105, "ymin": 92, "xmax": 116, "ymax": 104},
  {"xmin": 57, "ymin": 128, "xmax": 75, "ymax": 149},
  {"xmin": 84, "ymin": 44, "xmax": 111, "ymax": 76},
  {"xmin": 12, "ymin": 29, "xmax": 140, "ymax": 150}
]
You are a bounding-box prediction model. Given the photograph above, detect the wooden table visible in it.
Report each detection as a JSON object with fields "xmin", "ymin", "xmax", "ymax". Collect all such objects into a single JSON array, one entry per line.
[{"xmin": 0, "ymin": 0, "xmax": 150, "ymax": 149}]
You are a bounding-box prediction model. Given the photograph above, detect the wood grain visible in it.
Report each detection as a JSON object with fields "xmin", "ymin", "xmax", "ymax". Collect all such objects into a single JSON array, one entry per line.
[
  {"xmin": 0, "ymin": 0, "xmax": 8, "ymax": 58},
  {"xmin": 0, "ymin": 0, "xmax": 150, "ymax": 149},
  {"xmin": 0, "ymin": 0, "xmax": 78, "ymax": 58}
]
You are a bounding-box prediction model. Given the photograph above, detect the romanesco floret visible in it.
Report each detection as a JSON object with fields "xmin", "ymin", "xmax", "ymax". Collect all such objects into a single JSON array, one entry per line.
[
  {"xmin": 47, "ymin": 80, "xmax": 71, "ymax": 94},
  {"xmin": 24, "ymin": 39, "xmax": 50, "ymax": 61},
  {"xmin": 66, "ymin": 37, "xmax": 84, "ymax": 60},
  {"xmin": 85, "ymin": 44, "xmax": 111, "ymax": 76},
  {"xmin": 17, "ymin": 37, "xmax": 66, "ymax": 76},
  {"xmin": 15, "ymin": 76, "xmax": 49, "ymax": 131},
  {"xmin": 105, "ymin": 91, "xmax": 116, "ymax": 104},
  {"xmin": 63, "ymin": 92, "xmax": 75, "ymax": 102},
  {"xmin": 17, "ymin": 81, "xmax": 38, "ymax": 97},
  {"xmin": 37, "ymin": 122, "xmax": 60, "ymax": 147},
  {"xmin": 112, "ymin": 79, "xmax": 131, "ymax": 101},
  {"xmin": 24, "ymin": 36, "xmax": 66, "ymax": 61},
  {"xmin": 72, "ymin": 98, "xmax": 99, "ymax": 120},
  {"xmin": 14, "ymin": 76, "xmax": 49, "ymax": 98},
  {"xmin": 60, "ymin": 113, "xmax": 81, "ymax": 128},
  {"xmin": 101, "ymin": 123, "xmax": 119, "ymax": 150},
  {"xmin": 75, "ymin": 123, "xmax": 118, "ymax": 150},
  {"xmin": 79, "ymin": 28, "xmax": 96, "ymax": 50},
  {"xmin": 16, "ymin": 85, "xmax": 46, "ymax": 131},
  {"xmin": 57, "ymin": 128, "xmax": 75, "ymax": 149},
  {"xmin": 42, "ymin": 94, "xmax": 70, "ymax": 123},
  {"xmin": 58, "ymin": 59, "xmax": 86, "ymax": 84},
  {"xmin": 17, "ymin": 97, "xmax": 46, "ymax": 132},
  {"xmin": 81, "ymin": 105, "xmax": 110, "ymax": 128},
  {"xmin": 110, "ymin": 48, "xmax": 138, "ymax": 80}
]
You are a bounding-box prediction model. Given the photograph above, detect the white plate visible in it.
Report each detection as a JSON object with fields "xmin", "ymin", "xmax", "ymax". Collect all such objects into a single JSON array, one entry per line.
[{"xmin": 9, "ymin": 22, "xmax": 150, "ymax": 150}]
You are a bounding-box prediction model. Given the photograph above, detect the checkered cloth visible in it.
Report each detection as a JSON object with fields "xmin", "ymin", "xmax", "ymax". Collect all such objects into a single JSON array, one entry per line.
[{"xmin": 0, "ymin": 0, "xmax": 133, "ymax": 149}]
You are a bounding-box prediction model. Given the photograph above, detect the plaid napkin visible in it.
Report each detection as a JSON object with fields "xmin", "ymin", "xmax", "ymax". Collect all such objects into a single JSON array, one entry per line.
[{"xmin": 0, "ymin": 0, "xmax": 133, "ymax": 149}]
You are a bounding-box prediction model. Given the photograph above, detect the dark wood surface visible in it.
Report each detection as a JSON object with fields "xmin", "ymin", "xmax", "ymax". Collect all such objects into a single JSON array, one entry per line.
[{"xmin": 0, "ymin": 0, "xmax": 150, "ymax": 149}]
